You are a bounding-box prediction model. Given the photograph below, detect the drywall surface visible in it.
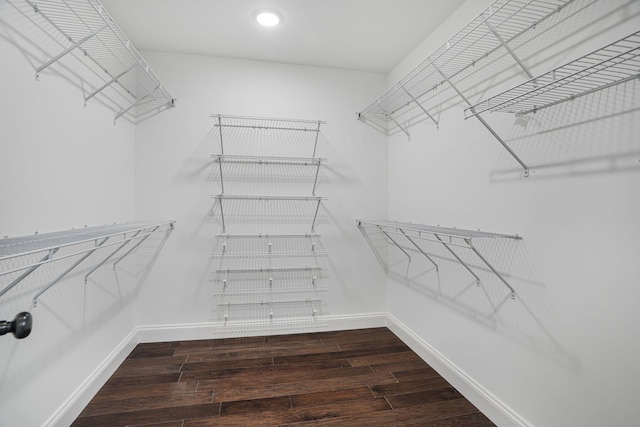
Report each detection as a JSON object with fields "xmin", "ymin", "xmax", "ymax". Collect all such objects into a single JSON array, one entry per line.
[
  {"xmin": 383, "ymin": 0, "xmax": 640, "ymax": 425},
  {"xmin": 0, "ymin": 5, "xmax": 138, "ymax": 426},
  {"xmin": 134, "ymin": 52, "xmax": 388, "ymax": 334}
]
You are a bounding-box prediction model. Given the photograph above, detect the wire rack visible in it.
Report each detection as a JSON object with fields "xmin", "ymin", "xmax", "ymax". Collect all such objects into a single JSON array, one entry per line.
[
  {"xmin": 357, "ymin": 220, "xmax": 521, "ymax": 298},
  {"xmin": 466, "ymin": 31, "xmax": 640, "ymax": 117},
  {"xmin": 212, "ymin": 115, "xmax": 326, "ymax": 132},
  {"xmin": 8, "ymin": 0, "xmax": 175, "ymax": 123},
  {"xmin": 0, "ymin": 221, "xmax": 175, "ymax": 304},
  {"xmin": 357, "ymin": 0, "xmax": 580, "ymax": 137}
]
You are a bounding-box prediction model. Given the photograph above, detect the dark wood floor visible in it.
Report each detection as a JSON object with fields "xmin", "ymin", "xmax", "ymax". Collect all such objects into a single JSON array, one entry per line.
[{"xmin": 72, "ymin": 327, "xmax": 495, "ymax": 426}]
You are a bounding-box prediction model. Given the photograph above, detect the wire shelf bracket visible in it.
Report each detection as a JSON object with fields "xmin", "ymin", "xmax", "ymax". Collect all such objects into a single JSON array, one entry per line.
[
  {"xmin": 13, "ymin": 0, "xmax": 176, "ymax": 124},
  {"xmin": 357, "ymin": 220, "xmax": 521, "ymax": 299}
]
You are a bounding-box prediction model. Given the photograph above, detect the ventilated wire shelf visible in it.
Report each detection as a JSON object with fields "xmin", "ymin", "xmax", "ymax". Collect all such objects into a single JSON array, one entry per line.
[
  {"xmin": 466, "ymin": 31, "xmax": 640, "ymax": 117},
  {"xmin": 8, "ymin": 0, "xmax": 174, "ymax": 123},
  {"xmin": 211, "ymin": 195, "xmax": 327, "ymax": 234},
  {"xmin": 211, "ymin": 115, "xmax": 326, "ymax": 159},
  {"xmin": 211, "ymin": 154, "xmax": 325, "ymax": 166},
  {"xmin": 215, "ymin": 298, "xmax": 325, "ymax": 326},
  {"xmin": 0, "ymin": 221, "xmax": 175, "ymax": 305},
  {"xmin": 212, "ymin": 115, "xmax": 326, "ymax": 132},
  {"xmin": 357, "ymin": 0, "xmax": 580, "ymax": 137},
  {"xmin": 212, "ymin": 233, "xmax": 327, "ymax": 259},
  {"xmin": 357, "ymin": 219, "xmax": 521, "ymax": 299}
]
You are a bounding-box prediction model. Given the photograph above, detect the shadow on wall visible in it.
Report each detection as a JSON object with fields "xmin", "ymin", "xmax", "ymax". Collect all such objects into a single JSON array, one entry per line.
[
  {"xmin": 491, "ymin": 77, "xmax": 640, "ymax": 180},
  {"xmin": 0, "ymin": 229, "xmax": 173, "ymax": 402},
  {"xmin": 360, "ymin": 226, "xmax": 580, "ymax": 372}
]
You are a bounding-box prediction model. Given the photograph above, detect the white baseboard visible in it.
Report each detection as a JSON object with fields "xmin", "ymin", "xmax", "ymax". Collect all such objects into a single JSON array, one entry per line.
[
  {"xmin": 385, "ymin": 313, "xmax": 531, "ymax": 427},
  {"xmin": 46, "ymin": 329, "xmax": 139, "ymax": 427},
  {"xmin": 136, "ymin": 312, "xmax": 388, "ymax": 343}
]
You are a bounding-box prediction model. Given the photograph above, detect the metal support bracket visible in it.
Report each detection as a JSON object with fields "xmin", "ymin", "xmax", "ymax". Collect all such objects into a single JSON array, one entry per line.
[
  {"xmin": 311, "ymin": 199, "xmax": 322, "ymax": 232},
  {"xmin": 380, "ymin": 229, "xmax": 411, "ymax": 262},
  {"xmin": 434, "ymin": 234, "xmax": 480, "ymax": 285},
  {"xmin": 32, "ymin": 238, "xmax": 109, "ymax": 306},
  {"xmin": 84, "ymin": 230, "xmax": 141, "ymax": 283},
  {"xmin": 35, "ymin": 24, "xmax": 108, "ymax": 79},
  {"xmin": 0, "ymin": 249, "xmax": 59, "ymax": 299},
  {"xmin": 401, "ymin": 86, "xmax": 439, "ymax": 128},
  {"xmin": 398, "ymin": 228, "xmax": 438, "ymax": 271},
  {"xmin": 84, "ymin": 63, "xmax": 138, "ymax": 105},
  {"xmin": 485, "ymin": 21, "xmax": 534, "ymax": 79},
  {"xmin": 433, "ymin": 64, "xmax": 530, "ymax": 177},
  {"xmin": 113, "ymin": 226, "xmax": 160, "ymax": 269},
  {"xmin": 464, "ymin": 238, "xmax": 516, "ymax": 299}
]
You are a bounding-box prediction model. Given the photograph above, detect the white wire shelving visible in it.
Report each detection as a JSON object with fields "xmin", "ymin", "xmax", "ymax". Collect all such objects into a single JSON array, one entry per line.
[
  {"xmin": 465, "ymin": 31, "xmax": 640, "ymax": 117},
  {"xmin": 7, "ymin": 0, "xmax": 175, "ymax": 123},
  {"xmin": 357, "ymin": 219, "xmax": 521, "ymax": 299},
  {"xmin": 210, "ymin": 115, "xmax": 329, "ymax": 332},
  {"xmin": 357, "ymin": 0, "xmax": 587, "ymax": 177},
  {"xmin": 0, "ymin": 221, "xmax": 175, "ymax": 307}
]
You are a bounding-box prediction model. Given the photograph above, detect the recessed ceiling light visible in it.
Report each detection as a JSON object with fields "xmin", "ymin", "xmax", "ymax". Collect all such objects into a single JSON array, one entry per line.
[{"xmin": 256, "ymin": 11, "xmax": 281, "ymax": 27}]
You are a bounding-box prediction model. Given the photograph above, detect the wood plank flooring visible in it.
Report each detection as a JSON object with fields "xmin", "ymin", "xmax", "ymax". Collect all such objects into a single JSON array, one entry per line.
[{"xmin": 72, "ymin": 327, "xmax": 496, "ymax": 426}]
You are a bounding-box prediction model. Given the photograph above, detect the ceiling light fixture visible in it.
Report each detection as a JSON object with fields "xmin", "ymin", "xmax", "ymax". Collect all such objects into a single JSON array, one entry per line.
[{"xmin": 256, "ymin": 11, "xmax": 281, "ymax": 27}]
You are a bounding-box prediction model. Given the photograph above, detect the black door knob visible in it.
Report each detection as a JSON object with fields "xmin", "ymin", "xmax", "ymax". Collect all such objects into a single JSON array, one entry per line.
[{"xmin": 0, "ymin": 312, "xmax": 33, "ymax": 339}]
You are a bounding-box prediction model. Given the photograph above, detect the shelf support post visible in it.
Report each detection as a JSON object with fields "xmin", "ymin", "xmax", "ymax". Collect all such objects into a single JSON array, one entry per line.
[
  {"xmin": 464, "ymin": 238, "xmax": 516, "ymax": 299},
  {"xmin": 434, "ymin": 234, "xmax": 480, "ymax": 284},
  {"xmin": 380, "ymin": 229, "xmax": 411, "ymax": 262},
  {"xmin": 433, "ymin": 64, "xmax": 530, "ymax": 177},
  {"xmin": 218, "ymin": 196, "xmax": 227, "ymax": 233},
  {"xmin": 84, "ymin": 230, "xmax": 141, "ymax": 283},
  {"xmin": 35, "ymin": 24, "xmax": 108, "ymax": 79},
  {"xmin": 401, "ymin": 86, "xmax": 439, "ymax": 128},
  {"xmin": 398, "ymin": 228, "xmax": 437, "ymax": 271},
  {"xmin": 0, "ymin": 249, "xmax": 59, "ymax": 299},
  {"xmin": 32, "ymin": 238, "xmax": 109, "ymax": 307}
]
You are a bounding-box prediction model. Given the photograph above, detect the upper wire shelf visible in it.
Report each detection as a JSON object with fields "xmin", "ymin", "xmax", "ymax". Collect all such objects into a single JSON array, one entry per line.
[
  {"xmin": 0, "ymin": 221, "xmax": 175, "ymax": 305},
  {"xmin": 211, "ymin": 154, "xmax": 326, "ymax": 166},
  {"xmin": 465, "ymin": 31, "xmax": 640, "ymax": 117},
  {"xmin": 357, "ymin": 219, "xmax": 521, "ymax": 298},
  {"xmin": 357, "ymin": 0, "xmax": 577, "ymax": 137},
  {"xmin": 9, "ymin": 0, "xmax": 175, "ymax": 123},
  {"xmin": 212, "ymin": 115, "xmax": 326, "ymax": 132}
]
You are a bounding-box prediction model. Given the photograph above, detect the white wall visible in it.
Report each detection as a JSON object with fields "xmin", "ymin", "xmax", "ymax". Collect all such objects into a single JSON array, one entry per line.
[
  {"xmin": 385, "ymin": 0, "xmax": 640, "ymax": 426},
  {"xmin": 133, "ymin": 52, "xmax": 389, "ymax": 335},
  {"xmin": 0, "ymin": 5, "xmax": 138, "ymax": 426}
]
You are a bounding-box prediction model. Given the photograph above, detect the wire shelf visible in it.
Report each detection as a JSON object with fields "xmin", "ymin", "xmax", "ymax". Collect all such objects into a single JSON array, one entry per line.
[
  {"xmin": 9, "ymin": 0, "xmax": 175, "ymax": 123},
  {"xmin": 357, "ymin": 0, "xmax": 579, "ymax": 136},
  {"xmin": 212, "ymin": 115, "xmax": 326, "ymax": 132},
  {"xmin": 466, "ymin": 31, "xmax": 640, "ymax": 117},
  {"xmin": 0, "ymin": 221, "xmax": 175, "ymax": 304},
  {"xmin": 211, "ymin": 154, "xmax": 326, "ymax": 166},
  {"xmin": 357, "ymin": 219, "xmax": 521, "ymax": 298}
]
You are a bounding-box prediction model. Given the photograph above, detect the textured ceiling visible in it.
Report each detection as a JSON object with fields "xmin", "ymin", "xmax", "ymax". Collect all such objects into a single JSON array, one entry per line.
[{"xmin": 100, "ymin": 0, "xmax": 465, "ymax": 73}]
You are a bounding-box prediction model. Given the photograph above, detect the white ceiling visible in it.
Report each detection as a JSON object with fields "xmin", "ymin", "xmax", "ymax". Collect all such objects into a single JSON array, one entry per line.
[{"xmin": 100, "ymin": 0, "xmax": 465, "ymax": 73}]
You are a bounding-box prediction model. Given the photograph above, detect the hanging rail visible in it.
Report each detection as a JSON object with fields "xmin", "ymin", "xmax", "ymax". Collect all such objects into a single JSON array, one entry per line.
[
  {"xmin": 465, "ymin": 31, "xmax": 640, "ymax": 118},
  {"xmin": 356, "ymin": 219, "xmax": 521, "ymax": 299},
  {"xmin": 0, "ymin": 221, "xmax": 175, "ymax": 305},
  {"xmin": 357, "ymin": 0, "xmax": 589, "ymax": 176},
  {"xmin": 9, "ymin": 0, "xmax": 175, "ymax": 123}
]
